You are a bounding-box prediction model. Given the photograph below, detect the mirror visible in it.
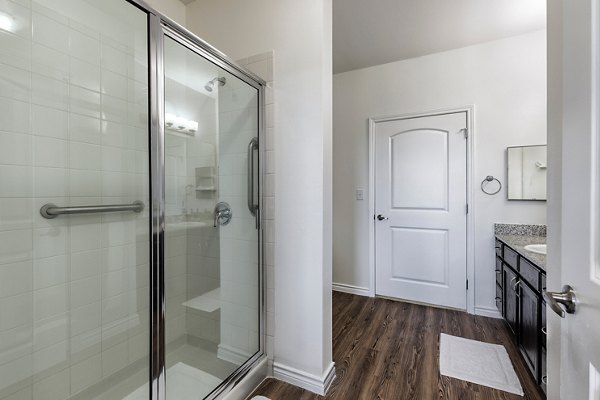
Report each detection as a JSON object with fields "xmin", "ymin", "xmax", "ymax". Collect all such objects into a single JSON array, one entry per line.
[{"xmin": 507, "ymin": 145, "xmax": 547, "ymax": 201}]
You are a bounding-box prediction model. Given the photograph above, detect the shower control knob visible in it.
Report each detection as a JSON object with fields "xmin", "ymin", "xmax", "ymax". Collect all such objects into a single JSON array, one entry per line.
[{"xmin": 377, "ymin": 214, "xmax": 388, "ymax": 221}]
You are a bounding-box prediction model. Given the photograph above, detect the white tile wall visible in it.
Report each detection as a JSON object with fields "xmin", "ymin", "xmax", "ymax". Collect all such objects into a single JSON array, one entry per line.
[{"xmin": 0, "ymin": 0, "xmax": 150, "ymax": 399}]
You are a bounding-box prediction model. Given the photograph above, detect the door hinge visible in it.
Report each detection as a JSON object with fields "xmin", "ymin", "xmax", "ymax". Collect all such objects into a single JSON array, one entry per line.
[
  {"xmin": 466, "ymin": 279, "xmax": 469, "ymax": 290},
  {"xmin": 460, "ymin": 128, "xmax": 468, "ymax": 139},
  {"xmin": 465, "ymin": 204, "xmax": 469, "ymax": 214}
]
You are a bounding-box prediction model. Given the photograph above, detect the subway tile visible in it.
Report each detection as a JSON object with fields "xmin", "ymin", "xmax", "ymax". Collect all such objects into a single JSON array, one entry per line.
[
  {"xmin": 32, "ymin": 105, "xmax": 68, "ymax": 139},
  {"xmin": 0, "ymin": 0, "xmax": 31, "ymax": 39},
  {"xmin": 32, "ymin": 43, "xmax": 69, "ymax": 82},
  {"xmin": 0, "ymin": 292, "xmax": 32, "ymax": 331},
  {"xmin": 0, "ymin": 63, "xmax": 30, "ymax": 102},
  {"xmin": 101, "ymin": 69, "xmax": 127, "ymax": 100},
  {"xmin": 33, "ymin": 137, "xmax": 67, "ymax": 168},
  {"xmin": 70, "ymin": 276, "xmax": 101, "ymax": 308},
  {"xmin": 70, "ymin": 57, "xmax": 100, "ymax": 92},
  {"xmin": 31, "ymin": 2, "xmax": 67, "ymax": 25},
  {"xmin": 69, "ymin": 113, "xmax": 101, "ymax": 144},
  {"xmin": 100, "ymin": 243, "xmax": 135, "ymax": 273},
  {"xmin": 32, "ymin": 73, "xmax": 69, "ymax": 110},
  {"xmin": 69, "ymin": 142, "xmax": 101, "ymax": 170},
  {"xmin": 0, "ymin": 30, "xmax": 31, "ymax": 70},
  {"xmin": 0, "ymin": 354, "xmax": 33, "ymax": 396},
  {"xmin": 101, "ymin": 120, "xmax": 134, "ymax": 149},
  {"xmin": 0, "ymin": 131, "xmax": 32, "ymax": 166},
  {"xmin": 101, "ymin": 43, "xmax": 128, "ymax": 76},
  {"xmin": 33, "ymin": 255, "xmax": 66, "ymax": 289},
  {"xmin": 101, "ymin": 340, "xmax": 128, "ymax": 377},
  {"xmin": 69, "ymin": 217, "xmax": 101, "ymax": 252},
  {"xmin": 32, "ymin": 339, "xmax": 68, "ymax": 376},
  {"xmin": 70, "ymin": 328, "xmax": 100, "ymax": 365},
  {"xmin": 70, "ymin": 249, "xmax": 101, "ymax": 281},
  {"xmin": 0, "ymin": 165, "xmax": 33, "ymax": 198},
  {"xmin": 102, "ymin": 146, "xmax": 135, "ymax": 173},
  {"xmin": 69, "ymin": 170, "xmax": 102, "ymax": 197},
  {"xmin": 33, "ymin": 313, "xmax": 68, "ymax": 352},
  {"xmin": 0, "ymin": 97, "xmax": 30, "ymax": 134},
  {"xmin": 102, "ymin": 94, "xmax": 128, "ymax": 123},
  {"xmin": 0, "ymin": 260, "xmax": 32, "ymax": 298},
  {"xmin": 0, "ymin": 323, "xmax": 32, "ymax": 366},
  {"xmin": 70, "ymin": 354, "xmax": 101, "ymax": 394},
  {"xmin": 33, "ymin": 226, "xmax": 66, "ymax": 259},
  {"xmin": 70, "ymin": 302, "xmax": 101, "ymax": 337},
  {"xmin": 2, "ymin": 386, "xmax": 33, "ymax": 400},
  {"xmin": 33, "ymin": 284, "xmax": 67, "ymax": 321},
  {"xmin": 0, "ymin": 229, "xmax": 32, "ymax": 265},
  {"xmin": 32, "ymin": 12, "xmax": 69, "ymax": 53},
  {"xmin": 32, "ymin": 367, "xmax": 69, "ymax": 400},
  {"xmin": 69, "ymin": 19, "xmax": 99, "ymax": 43},
  {"xmin": 70, "ymin": 85, "xmax": 101, "ymax": 118},
  {"xmin": 34, "ymin": 167, "xmax": 67, "ymax": 197},
  {"xmin": 70, "ymin": 28, "xmax": 100, "ymax": 65}
]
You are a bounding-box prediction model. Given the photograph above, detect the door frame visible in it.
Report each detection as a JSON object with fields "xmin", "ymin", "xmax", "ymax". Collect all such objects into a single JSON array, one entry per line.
[{"xmin": 367, "ymin": 105, "xmax": 475, "ymax": 313}]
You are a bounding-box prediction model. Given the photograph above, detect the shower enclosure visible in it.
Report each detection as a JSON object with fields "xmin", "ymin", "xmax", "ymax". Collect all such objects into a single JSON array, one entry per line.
[{"xmin": 0, "ymin": 0, "xmax": 265, "ymax": 399}]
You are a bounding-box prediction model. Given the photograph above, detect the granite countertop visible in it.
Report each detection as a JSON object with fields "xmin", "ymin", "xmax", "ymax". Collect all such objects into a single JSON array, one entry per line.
[{"xmin": 495, "ymin": 234, "xmax": 546, "ymax": 271}]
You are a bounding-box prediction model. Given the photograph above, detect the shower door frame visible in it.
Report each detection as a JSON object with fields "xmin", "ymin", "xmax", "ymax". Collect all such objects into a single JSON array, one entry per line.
[{"xmin": 133, "ymin": 1, "xmax": 267, "ymax": 399}]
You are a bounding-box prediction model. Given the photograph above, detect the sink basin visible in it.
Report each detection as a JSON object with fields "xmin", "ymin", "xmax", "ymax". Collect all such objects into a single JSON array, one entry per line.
[{"xmin": 524, "ymin": 244, "xmax": 547, "ymax": 255}]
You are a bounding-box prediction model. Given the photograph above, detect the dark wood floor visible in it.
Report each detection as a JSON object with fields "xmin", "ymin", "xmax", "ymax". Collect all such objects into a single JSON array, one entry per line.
[{"xmin": 249, "ymin": 292, "xmax": 544, "ymax": 400}]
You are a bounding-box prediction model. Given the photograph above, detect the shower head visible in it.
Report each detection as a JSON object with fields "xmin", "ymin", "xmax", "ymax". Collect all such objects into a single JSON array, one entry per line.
[{"xmin": 204, "ymin": 77, "xmax": 226, "ymax": 92}]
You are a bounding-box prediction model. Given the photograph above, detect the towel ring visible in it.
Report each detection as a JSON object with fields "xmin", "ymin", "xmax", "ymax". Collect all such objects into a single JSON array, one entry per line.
[{"xmin": 481, "ymin": 175, "xmax": 502, "ymax": 195}]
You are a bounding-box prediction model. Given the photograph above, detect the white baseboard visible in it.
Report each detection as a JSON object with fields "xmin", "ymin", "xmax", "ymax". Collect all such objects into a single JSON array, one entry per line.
[
  {"xmin": 332, "ymin": 282, "xmax": 371, "ymax": 297},
  {"xmin": 273, "ymin": 361, "xmax": 336, "ymax": 396},
  {"xmin": 474, "ymin": 306, "xmax": 502, "ymax": 319},
  {"xmin": 218, "ymin": 344, "xmax": 252, "ymax": 365}
]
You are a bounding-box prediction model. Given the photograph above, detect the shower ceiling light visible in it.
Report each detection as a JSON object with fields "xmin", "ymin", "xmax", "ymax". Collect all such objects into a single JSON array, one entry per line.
[{"xmin": 0, "ymin": 13, "xmax": 14, "ymax": 32}]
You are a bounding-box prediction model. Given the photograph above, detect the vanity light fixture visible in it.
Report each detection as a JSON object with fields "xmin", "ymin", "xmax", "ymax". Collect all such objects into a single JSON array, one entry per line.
[{"xmin": 164, "ymin": 113, "xmax": 198, "ymax": 136}]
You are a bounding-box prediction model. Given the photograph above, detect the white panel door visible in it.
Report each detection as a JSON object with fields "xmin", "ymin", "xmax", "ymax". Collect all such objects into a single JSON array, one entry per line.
[
  {"xmin": 547, "ymin": 1, "xmax": 600, "ymax": 398},
  {"xmin": 374, "ymin": 112, "xmax": 467, "ymax": 309}
]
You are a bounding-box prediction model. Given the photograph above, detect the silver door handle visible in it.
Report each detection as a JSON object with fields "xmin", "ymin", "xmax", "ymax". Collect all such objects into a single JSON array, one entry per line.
[
  {"xmin": 543, "ymin": 285, "xmax": 578, "ymax": 318},
  {"xmin": 247, "ymin": 137, "xmax": 259, "ymax": 217},
  {"xmin": 376, "ymin": 215, "xmax": 388, "ymax": 221}
]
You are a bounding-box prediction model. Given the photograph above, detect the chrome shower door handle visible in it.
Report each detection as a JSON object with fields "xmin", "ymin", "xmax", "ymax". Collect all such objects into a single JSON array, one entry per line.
[
  {"xmin": 214, "ymin": 202, "xmax": 232, "ymax": 227},
  {"xmin": 543, "ymin": 285, "xmax": 578, "ymax": 318},
  {"xmin": 247, "ymin": 137, "xmax": 259, "ymax": 217}
]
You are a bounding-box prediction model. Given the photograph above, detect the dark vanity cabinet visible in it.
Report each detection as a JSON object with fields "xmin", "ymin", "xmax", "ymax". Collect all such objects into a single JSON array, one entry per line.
[{"xmin": 495, "ymin": 238, "xmax": 547, "ymax": 395}]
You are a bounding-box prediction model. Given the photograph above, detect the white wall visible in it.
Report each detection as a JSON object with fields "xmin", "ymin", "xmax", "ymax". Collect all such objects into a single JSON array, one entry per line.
[
  {"xmin": 333, "ymin": 30, "xmax": 547, "ymax": 313},
  {"xmin": 144, "ymin": 0, "xmax": 186, "ymax": 27},
  {"xmin": 186, "ymin": 0, "xmax": 334, "ymax": 393}
]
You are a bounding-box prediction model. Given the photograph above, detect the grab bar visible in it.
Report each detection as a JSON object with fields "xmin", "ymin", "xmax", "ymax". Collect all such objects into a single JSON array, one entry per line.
[
  {"xmin": 40, "ymin": 201, "xmax": 144, "ymax": 219},
  {"xmin": 247, "ymin": 137, "xmax": 259, "ymax": 216}
]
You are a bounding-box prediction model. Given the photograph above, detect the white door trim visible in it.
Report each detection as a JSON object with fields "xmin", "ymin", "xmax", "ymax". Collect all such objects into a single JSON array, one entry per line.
[{"xmin": 368, "ymin": 105, "xmax": 475, "ymax": 314}]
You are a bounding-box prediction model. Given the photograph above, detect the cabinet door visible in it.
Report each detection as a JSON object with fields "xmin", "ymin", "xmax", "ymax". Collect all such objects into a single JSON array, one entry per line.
[
  {"xmin": 519, "ymin": 281, "xmax": 540, "ymax": 379},
  {"xmin": 504, "ymin": 266, "xmax": 518, "ymax": 335}
]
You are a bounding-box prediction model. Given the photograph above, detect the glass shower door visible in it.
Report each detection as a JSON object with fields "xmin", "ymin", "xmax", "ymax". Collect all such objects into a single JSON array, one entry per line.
[
  {"xmin": 0, "ymin": 0, "xmax": 150, "ymax": 399},
  {"xmin": 162, "ymin": 35, "xmax": 261, "ymax": 398}
]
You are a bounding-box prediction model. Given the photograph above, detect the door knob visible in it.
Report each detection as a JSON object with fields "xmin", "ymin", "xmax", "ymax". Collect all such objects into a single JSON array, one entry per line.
[
  {"xmin": 543, "ymin": 285, "xmax": 578, "ymax": 318},
  {"xmin": 376, "ymin": 214, "xmax": 388, "ymax": 221}
]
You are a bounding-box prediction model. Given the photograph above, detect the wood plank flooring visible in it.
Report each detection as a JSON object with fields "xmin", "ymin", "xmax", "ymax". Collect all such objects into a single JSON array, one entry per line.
[{"xmin": 249, "ymin": 292, "xmax": 545, "ymax": 400}]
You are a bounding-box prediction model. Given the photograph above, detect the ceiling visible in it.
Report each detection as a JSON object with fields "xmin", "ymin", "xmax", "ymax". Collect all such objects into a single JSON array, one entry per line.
[{"xmin": 333, "ymin": 0, "xmax": 546, "ymax": 74}]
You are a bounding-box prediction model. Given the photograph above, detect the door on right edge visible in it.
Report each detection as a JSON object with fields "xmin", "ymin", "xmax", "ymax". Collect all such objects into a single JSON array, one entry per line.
[
  {"xmin": 547, "ymin": 1, "xmax": 600, "ymax": 398},
  {"xmin": 374, "ymin": 112, "xmax": 467, "ymax": 310}
]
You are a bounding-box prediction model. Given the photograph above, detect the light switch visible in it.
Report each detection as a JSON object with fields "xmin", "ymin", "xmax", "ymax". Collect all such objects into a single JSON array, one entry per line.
[{"xmin": 356, "ymin": 189, "xmax": 364, "ymax": 200}]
